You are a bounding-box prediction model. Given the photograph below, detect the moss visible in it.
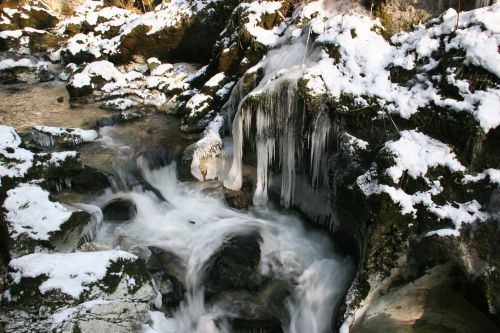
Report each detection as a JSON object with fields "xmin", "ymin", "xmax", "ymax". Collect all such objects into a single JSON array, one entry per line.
[
  {"xmin": 408, "ymin": 106, "xmax": 490, "ymax": 170},
  {"xmin": 97, "ymin": 257, "xmax": 151, "ymax": 295},
  {"xmin": 365, "ymin": 193, "xmax": 415, "ymax": 278}
]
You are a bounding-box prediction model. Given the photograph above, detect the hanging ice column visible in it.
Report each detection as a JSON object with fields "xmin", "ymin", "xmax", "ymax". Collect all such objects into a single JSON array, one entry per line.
[
  {"xmin": 223, "ymin": 26, "xmax": 335, "ymax": 209},
  {"xmin": 224, "ymin": 82, "xmax": 302, "ymax": 207}
]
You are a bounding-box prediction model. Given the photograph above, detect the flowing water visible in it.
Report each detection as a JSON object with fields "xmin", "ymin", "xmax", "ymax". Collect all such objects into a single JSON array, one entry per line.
[
  {"xmin": 1, "ymin": 82, "xmax": 355, "ymax": 333},
  {"xmin": 89, "ymin": 126, "xmax": 354, "ymax": 332}
]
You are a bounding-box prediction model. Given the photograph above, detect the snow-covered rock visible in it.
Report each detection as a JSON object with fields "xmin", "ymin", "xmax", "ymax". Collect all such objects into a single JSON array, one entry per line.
[
  {"xmin": 32, "ymin": 125, "xmax": 98, "ymax": 147},
  {"xmin": 0, "ymin": 54, "xmax": 54, "ymax": 83},
  {"xmin": 2, "ymin": 183, "xmax": 96, "ymax": 258},
  {"xmin": 1, "ymin": 250, "xmax": 159, "ymax": 333}
]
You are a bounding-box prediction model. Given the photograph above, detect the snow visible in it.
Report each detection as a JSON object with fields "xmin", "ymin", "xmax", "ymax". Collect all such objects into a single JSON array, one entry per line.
[
  {"xmin": 37, "ymin": 151, "xmax": 79, "ymax": 166},
  {"xmin": 3, "ymin": 184, "xmax": 73, "ymax": 241},
  {"xmin": 8, "ymin": 250, "xmax": 137, "ymax": 298},
  {"xmin": 0, "ymin": 30, "xmax": 23, "ymax": 39},
  {"xmin": 384, "ymin": 130, "xmax": 465, "ymax": 183},
  {"xmin": 0, "ymin": 125, "xmax": 34, "ymax": 186},
  {"xmin": 204, "ymin": 72, "xmax": 225, "ymax": 87},
  {"xmin": 151, "ymin": 64, "xmax": 173, "ymax": 76},
  {"xmin": 103, "ymin": 98, "xmax": 138, "ymax": 110},
  {"xmin": 69, "ymin": 60, "xmax": 126, "ymax": 89},
  {"xmin": 0, "ymin": 58, "xmax": 36, "ymax": 70},
  {"xmin": 356, "ymin": 164, "xmax": 489, "ymax": 237},
  {"xmin": 240, "ymin": 1, "xmax": 286, "ymax": 47},
  {"xmin": 186, "ymin": 93, "xmax": 212, "ymax": 117},
  {"xmin": 463, "ymin": 169, "xmax": 500, "ymax": 185},
  {"xmin": 33, "ymin": 126, "xmax": 98, "ymax": 146}
]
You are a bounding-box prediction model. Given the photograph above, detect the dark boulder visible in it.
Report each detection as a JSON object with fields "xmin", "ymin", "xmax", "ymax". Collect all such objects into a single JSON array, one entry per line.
[
  {"xmin": 224, "ymin": 190, "xmax": 250, "ymax": 210},
  {"xmin": 102, "ymin": 198, "xmax": 137, "ymax": 222},
  {"xmin": 204, "ymin": 232, "xmax": 262, "ymax": 296},
  {"xmin": 147, "ymin": 245, "xmax": 186, "ymax": 282},
  {"xmin": 71, "ymin": 166, "xmax": 111, "ymax": 194}
]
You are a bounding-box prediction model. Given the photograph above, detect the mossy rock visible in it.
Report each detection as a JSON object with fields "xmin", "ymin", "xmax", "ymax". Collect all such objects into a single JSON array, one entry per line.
[
  {"xmin": 6, "ymin": 210, "xmax": 92, "ymax": 258},
  {"xmin": 0, "ymin": 5, "xmax": 59, "ymax": 31},
  {"xmin": 1, "ymin": 252, "xmax": 157, "ymax": 332}
]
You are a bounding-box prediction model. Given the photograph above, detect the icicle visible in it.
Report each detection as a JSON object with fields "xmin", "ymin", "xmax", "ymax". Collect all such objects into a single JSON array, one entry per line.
[
  {"xmin": 310, "ymin": 112, "xmax": 332, "ymax": 188},
  {"xmin": 253, "ymin": 136, "xmax": 276, "ymax": 206},
  {"xmin": 31, "ymin": 131, "xmax": 55, "ymax": 147},
  {"xmin": 223, "ymin": 111, "xmax": 244, "ymax": 190}
]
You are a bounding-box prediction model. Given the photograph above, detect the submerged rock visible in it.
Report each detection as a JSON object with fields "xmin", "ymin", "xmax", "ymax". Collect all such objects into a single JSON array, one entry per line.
[
  {"xmin": 0, "ymin": 250, "xmax": 159, "ymax": 333},
  {"xmin": 103, "ymin": 197, "xmax": 137, "ymax": 222}
]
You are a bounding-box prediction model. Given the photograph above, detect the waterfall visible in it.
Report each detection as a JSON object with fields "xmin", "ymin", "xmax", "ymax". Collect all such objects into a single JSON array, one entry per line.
[{"xmin": 91, "ymin": 159, "xmax": 352, "ymax": 333}]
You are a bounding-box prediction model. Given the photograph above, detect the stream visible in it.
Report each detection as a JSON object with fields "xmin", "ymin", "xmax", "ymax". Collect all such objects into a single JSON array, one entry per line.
[{"xmin": 1, "ymin": 81, "xmax": 354, "ymax": 333}]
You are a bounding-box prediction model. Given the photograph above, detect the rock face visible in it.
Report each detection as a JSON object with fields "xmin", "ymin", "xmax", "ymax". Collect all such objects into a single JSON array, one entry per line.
[
  {"xmin": 0, "ymin": 251, "xmax": 159, "ymax": 333},
  {"xmin": 369, "ymin": 0, "xmax": 496, "ymax": 35},
  {"xmin": 183, "ymin": 2, "xmax": 500, "ymax": 332}
]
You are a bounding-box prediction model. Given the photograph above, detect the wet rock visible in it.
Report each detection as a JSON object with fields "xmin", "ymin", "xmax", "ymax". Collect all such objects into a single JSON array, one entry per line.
[
  {"xmin": 233, "ymin": 318, "xmax": 283, "ymax": 333},
  {"xmin": 147, "ymin": 245, "xmax": 186, "ymax": 282},
  {"xmin": 103, "ymin": 198, "xmax": 137, "ymax": 222},
  {"xmin": 204, "ymin": 232, "xmax": 263, "ymax": 296},
  {"xmin": 209, "ymin": 279, "xmax": 292, "ymax": 333},
  {"xmin": 150, "ymin": 271, "xmax": 184, "ymax": 310},
  {"xmin": 224, "ymin": 190, "xmax": 250, "ymax": 210},
  {"xmin": 71, "ymin": 166, "xmax": 111, "ymax": 194},
  {"xmin": 0, "ymin": 250, "xmax": 159, "ymax": 333}
]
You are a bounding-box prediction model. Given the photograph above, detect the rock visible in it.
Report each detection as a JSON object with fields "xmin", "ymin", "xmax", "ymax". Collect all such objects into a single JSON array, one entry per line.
[
  {"xmin": 208, "ymin": 279, "xmax": 292, "ymax": 332},
  {"xmin": 350, "ymin": 264, "xmax": 500, "ymax": 333},
  {"xmin": 0, "ymin": 250, "xmax": 159, "ymax": 333},
  {"xmin": 150, "ymin": 271, "xmax": 184, "ymax": 310},
  {"xmin": 224, "ymin": 190, "xmax": 250, "ymax": 210},
  {"xmin": 204, "ymin": 232, "xmax": 263, "ymax": 296},
  {"xmin": 57, "ymin": 96, "xmax": 64, "ymax": 103},
  {"xmin": 0, "ymin": 3, "xmax": 59, "ymax": 31},
  {"xmin": 2, "ymin": 184, "xmax": 97, "ymax": 258},
  {"xmin": 71, "ymin": 166, "xmax": 111, "ymax": 194},
  {"xmin": 0, "ymin": 29, "xmax": 63, "ymax": 55},
  {"xmin": 103, "ymin": 198, "xmax": 137, "ymax": 222},
  {"xmin": 66, "ymin": 61, "xmax": 126, "ymax": 99},
  {"xmin": 147, "ymin": 245, "xmax": 186, "ymax": 283},
  {"xmin": 0, "ymin": 56, "xmax": 54, "ymax": 84},
  {"xmin": 31, "ymin": 126, "xmax": 98, "ymax": 148}
]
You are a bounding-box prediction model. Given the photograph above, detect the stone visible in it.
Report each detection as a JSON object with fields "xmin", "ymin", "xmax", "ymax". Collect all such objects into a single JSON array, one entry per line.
[
  {"xmin": 204, "ymin": 232, "xmax": 263, "ymax": 297},
  {"xmin": 103, "ymin": 198, "xmax": 137, "ymax": 222},
  {"xmin": 224, "ymin": 190, "xmax": 250, "ymax": 210},
  {"xmin": 0, "ymin": 251, "xmax": 159, "ymax": 333},
  {"xmin": 71, "ymin": 166, "xmax": 111, "ymax": 194},
  {"xmin": 147, "ymin": 246, "xmax": 186, "ymax": 283}
]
